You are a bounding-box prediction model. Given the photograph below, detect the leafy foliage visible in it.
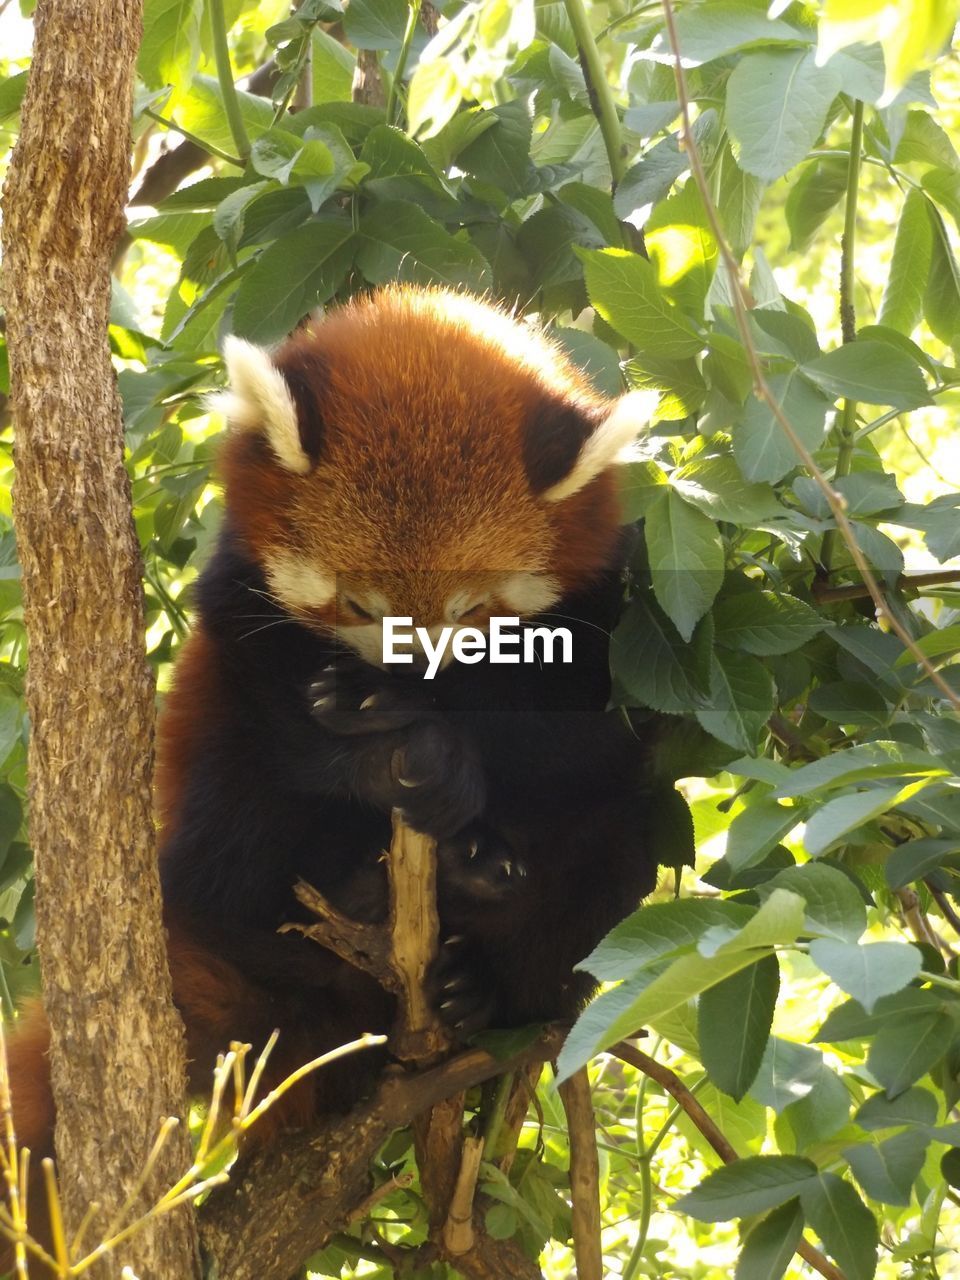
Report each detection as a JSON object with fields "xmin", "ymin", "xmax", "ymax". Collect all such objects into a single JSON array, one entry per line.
[{"xmin": 1, "ymin": 0, "xmax": 960, "ymax": 1277}]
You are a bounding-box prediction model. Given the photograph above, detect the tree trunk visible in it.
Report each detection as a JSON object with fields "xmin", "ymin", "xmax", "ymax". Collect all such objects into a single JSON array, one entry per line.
[{"xmin": 1, "ymin": 3, "xmax": 201, "ymax": 1275}]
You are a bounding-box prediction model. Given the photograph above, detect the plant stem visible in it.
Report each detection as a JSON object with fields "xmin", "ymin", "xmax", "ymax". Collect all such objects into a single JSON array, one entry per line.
[
  {"xmin": 822, "ymin": 99, "xmax": 865, "ymax": 572},
  {"xmin": 563, "ymin": 0, "xmax": 625, "ymax": 188},
  {"xmin": 388, "ymin": 0, "xmax": 423, "ymax": 127},
  {"xmin": 209, "ymin": 0, "xmax": 250, "ymax": 161},
  {"xmin": 143, "ymin": 108, "xmax": 243, "ymax": 167}
]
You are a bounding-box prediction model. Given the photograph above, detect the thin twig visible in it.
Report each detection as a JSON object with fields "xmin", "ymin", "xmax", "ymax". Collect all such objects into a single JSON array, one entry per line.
[
  {"xmin": 441, "ymin": 1135, "xmax": 484, "ymax": 1256},
  {"xmin": 611, "ymin": 1043, "xmax": 847, "ymax": 1280},
  {"xmin": 142, "ymin": 108, "xmax": 243, "ymax": 167},
  {"xmin": 659, "ymin": 0, "xmax": 960, "ymax": 713},
  {"xmin": 926, "ymin": 880, "xmax": 960, "ymax": 940},
  {"xmin": 388, "ymin": 0, "xmax": 423, "ymax": 127},
  {"xmin": 811, "ymin": 568, "xmax": 960, "ymax": 603}
]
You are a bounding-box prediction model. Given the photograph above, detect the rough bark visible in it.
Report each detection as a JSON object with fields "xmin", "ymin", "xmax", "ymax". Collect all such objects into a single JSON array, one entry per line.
[
  {"xmin": 1, "ymin": 3, "xmax": 201, "ymax": 1276},
  {"xmin": 200, "ymin": 1028, "xmax": 565, "ymax": 1278}
]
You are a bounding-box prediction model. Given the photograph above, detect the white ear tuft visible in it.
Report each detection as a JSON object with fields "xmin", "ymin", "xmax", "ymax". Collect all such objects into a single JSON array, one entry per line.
[
  {"xmin": 214, "ymin": 336, "xmax": 311, "ymax": 475},
  {"xmin": 542, "ymin": 390, "xmax": 659, "ymax": 503}
]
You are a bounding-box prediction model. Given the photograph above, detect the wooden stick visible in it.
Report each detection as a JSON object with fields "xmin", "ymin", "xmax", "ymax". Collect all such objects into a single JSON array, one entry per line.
[
  {"xmin": 442, "ymin": 1135, "xmax": 485, "ymax": 1256},
  {"xmin": 558, "ymin": 1069, "xmax": 602, "ymax": 1280}
]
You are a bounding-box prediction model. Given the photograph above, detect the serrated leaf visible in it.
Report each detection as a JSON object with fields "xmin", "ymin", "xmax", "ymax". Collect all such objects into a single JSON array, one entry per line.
[
  {"xmin": 342, "ymin": 0, "xmax": 408, "ymax": 50},
  {"xmin": 579, "ymin": 899, "xmax": 752, "ymax": 983},
  {"xmin": 803, "ymin": 779, "xmax": 931, "ymax": 856},
  {"xmin": 885, "ymin": 837, "xmax": 960, "ymax": 889},
  {"xmin": 670, "ymin": 455, "xmax": 783, "ymax": 524},
  {"xmin": 734, "ymin": 369, "xmax": 831, "ymax": 483},
  {"xmin": 735, "ymin": 1199, "xmax": 804, "ymax": 1280},
  {"xmin": 725, "ymin": 798, "xmax": 803, "ymax": 872},
  {"xmin": 726, "ymin": 50, "xmax": 841, "ymax": 182},
  {"xmin": 356, "ymin": 202, "xmax": 491, "ymax": 292},
  {"xmin": 645, "ymin": 491, "xmax": 724, "ymax": 642},
  {"xmin": 459, "ymin": 100, "xmax": 532, "ymax": 196},
  {"xmin": 558, "ymin": 892, "xmax": 805, "ymax": 1079},
  {"xmin": 878, "ymin": 188, "xmax": 934, "ymax": 334},
  {"xmin": 868, "ymin": 1007, "xmax": 958, "ymax": 1095},
  {"xmin": 696, "ymin": 649, "xmax": 776, "ymax": 754},
  {"xmin": 799, "ymin": 1173, "xmax": 878, "ymax": 1280},
  {"xmin": 699, "ymin": 954, "xmax": 779, "ymax": 1100},
  {"xmin": 231, "ymin": 219, "xmax": 354, "ymax": 345},
  {"xmin": 713, "ymin": 591, "xmax": 825, "ymax": 656},
  {"xmin": 773, "ymin": 742, "xmax": 946, "ymax": 799},
  {"xmin": 139, "ymin": 0, "xmax": 203, "ymax": 93},
  {"xmin": 677, "ymin": 1156, "xmax": 816, "ymax": 1222},
  {"xmin": 765, "ymin": 863, "xmax": 867, "ymax": 943},
  {"xmin": 645, "ymin": 182, "xmax": 718, "ymax": 318},
  {"xmin": 925, "ymin": 201, "xmax": 960, "ymax": 347},
  {"xmin": 785, "ymin": 156, "xmax": 848, "ymax": 253},
  {"xmin": 809, "ymin": 940, "xmax": 922, "ymax": 1013},
  {"xmin": 624, "ymin": 356, "xmax": 707, "ymax": 421},
  {"xmin": 807, "ymin": 681, "xmax": 890, "ymax": 728},
  {"xmin": 854, "ymin": 1086, "xmax": 939, "ymax": 1130},
  {"xmin": 813, "ymin": 988, "xmax": 947, "ymax": 1042},
  {"xmin": 610, "ymin": 596, "xmax": 713, "ymax": 714},
  {"xmin": 802, "ymin": 340, "xmax": 931, "ymax": 409},
  {"xmin": 716, "ymin": 143, "xmax": 766, "ymax": 257},
  {"xmin": 843, "ymin": 1130, "xmax": 930, "ymax": 1205},
  {"xmin": 579, "ymin": 248, "xmax": 703, "ymax": 359}
]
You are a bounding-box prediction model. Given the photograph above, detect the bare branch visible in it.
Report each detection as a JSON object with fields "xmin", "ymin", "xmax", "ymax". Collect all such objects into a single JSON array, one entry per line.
[{"xmin": 558, "ymin": 1069, "xmax": 602, "ymax": 1280}]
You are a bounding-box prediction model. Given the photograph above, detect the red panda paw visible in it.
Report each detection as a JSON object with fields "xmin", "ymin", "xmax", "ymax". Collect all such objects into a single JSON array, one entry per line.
[
  {"xmin": 308, "ymin": 664, "xmax": 433, "ymax": 737},
  {"xmin": 428, "ymin": 936, "xmax": 499, "ymax": 1038},
  {"xmin": 388, "ymin": 721, "xmax": 485, "ymax": 839},
  {"xmin": 437, "ymin": 824, "xmax": 528, "ymax": 912}
]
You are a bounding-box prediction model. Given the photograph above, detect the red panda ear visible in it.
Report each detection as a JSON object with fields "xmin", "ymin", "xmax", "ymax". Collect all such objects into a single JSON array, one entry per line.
[
  {"xmin": 526, "ymin": 390, "xmax": 658, "ymax": 503},
  {"xmin": 215, "ymin": 338, "xmax": 324, "ymax": 474}
]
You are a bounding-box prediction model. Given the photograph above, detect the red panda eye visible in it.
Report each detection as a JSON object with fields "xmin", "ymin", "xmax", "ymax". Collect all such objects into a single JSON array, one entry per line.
[{"xmin": 344, "ymin": 598, "xmax": 375, "ymax": 622}]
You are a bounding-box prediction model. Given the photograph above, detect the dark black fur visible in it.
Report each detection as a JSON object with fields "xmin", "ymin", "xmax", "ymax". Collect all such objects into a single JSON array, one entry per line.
[{"xmin": 159, "ymin": 530, "xmax": 657, "ymax": 1107}]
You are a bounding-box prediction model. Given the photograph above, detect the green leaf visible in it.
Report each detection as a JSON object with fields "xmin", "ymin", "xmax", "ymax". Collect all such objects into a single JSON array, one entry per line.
[
  {"xmin": 342, "ymin": 0, "xmax": 409, "ymax": 50},
  {"xmin": 231, "ymin": 219, "xmax": 354, "ymax": 345},
  {"xmin": 802, "ymin": 340, "xmax": 931, "ymax": 409},
  {"xmin": 941, "ymin": 1148, "xmax": 960, "ymax": 1188},
  {"xmin": 868, "ymin": 1007, "xmax": 958, "ymax": 1096},
  {"xmin": 139, "ymin": 0, "xmax": 203, "ymax": 92},
  {"xmin": 579, "ymin": 248, "xmax": 703, "ymax": 359},
  {"xmin": 855, "ymin": 1086, "xmax": 939, "ymax": 1130},
  {"xmin": 833, "ymin": 471, "xmax": 903, "ymax": 516},
  {"xmin": 803, "ymin": 780, "xmax": 932, "ymax": 857},
  {"xmin": 725, "ymin": 798, "xmax": 803, "ymax": 872},
  {"xmin": 699, "ymin": 954, "xmax": 779, "ymax": 1101},
  {"xmin": 175, "ymin": 75, "xmax": 274, "ymax": 161},
  {"xmin": 765, "ymin": 863, "xmax": 867, "ymax": 943},
  {"xmin": 696, "ymin": 649, "xmax": 776, "ymax": 754},
  {"xmin": 885, "ymin": 837, "xmax": 960, "ymax": 890},
  {"xmin": 624, "ymin": 356, "xmax": 707, "ymax": 421},
  {"xmin": 713, "ymin": 592, "xmax": 825, "ymax": 656},
  {"xmin": 809, "ymin": 940, "xmax": 922, "ymax": 1013},
  {"xmin": 814, "ymin": 989, "xmax": 947, "ymax": 1043},
  {"xmin": 726, "ymin": 50, "xmax": 841, "ymax": 182},
  {"xmin": 773, "ymin": 742, "xmax": 946, "ymax": 799},
  {"xmin": 356, "ymin": 202, "xmax": 491, "ymax": 292},
  {"xmin": 878, "ymin": 189, "xmax": 934, "ymax": 335},
  {"xmin": 579, "ymin": 899, "xmax": 752, "ymax": 983},
  {"xmin": 610, "ymin": 596, "xmax": 713, "ymax": 715},
  {"xmin": 807, "ymin": 681, "xmax": 890, "ymax": 728},
  {"xmin": 925, "ymin": 201, "xmax": 960, "ymax": 347},
  {"xmin": 894, "ymin": 623, "xmax": 960, "ymax": 668},
  {"xmin": 734, "ymin": 370, "xmax": 831, "ymax": 483},
  {"xmin": 644, "ymin": 491, "xmax": 724, "ymax": 642},
  {"xmin": 677, "ymin": 1155, "xmax": 816, "ymax": 1223},
  {"xmin": 459, "ymin": 101, "xmax": 533, "ymax": 197},
  {"xmin": 785, "ymin": 157, "xmax": 848, "ymax": 253},
  {"xmin": 645, "ymin": 182, "xmax": 718, "ymax": 318},
  {"xmin": 715, "ymin": 142, "xmax": 766, "ymax": 258},
  {"xmin": 895, "ymin": 109, "xmax": 959, "ymax": 170},
  {"xmin": 0, "ymin": 786, "xmax": 23, "ymax": 867},
  {"xmin": 558, "ymin": 892, "xmax": 805, "ymax": 1078},
  {"xmin": 799, "ymin": 1174, "xmax": 878, "ymax": 1280},
  {"xmin": 664, "ymin": 2, "xmax": 811, "ymax": 65},
  {"xmin": 670, "ymin": 454, "xmax": 783, "ymax": 524},
  {"xmin": 843, "ymin": 1130, "xmax": 930, "ymax": 1206},
  {"xmin": 735, "ymin": 1200, "xmax": 804, "ymax": 1280}
]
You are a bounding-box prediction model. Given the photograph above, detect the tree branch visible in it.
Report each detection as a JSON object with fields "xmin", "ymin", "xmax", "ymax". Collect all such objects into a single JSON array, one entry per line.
[
  {"xmin": 611, "ymin": 1043, "xmax": 847, "ymax": 1280},
  {"xmin": 558, "ymin": 1069, "xmax": 602, "ymax": 1280}
]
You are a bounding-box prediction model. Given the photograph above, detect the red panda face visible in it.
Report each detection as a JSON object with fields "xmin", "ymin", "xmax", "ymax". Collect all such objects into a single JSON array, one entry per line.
[{"xmin": 215, "ymin": 287, "xmax": 655, "ymax": 663}]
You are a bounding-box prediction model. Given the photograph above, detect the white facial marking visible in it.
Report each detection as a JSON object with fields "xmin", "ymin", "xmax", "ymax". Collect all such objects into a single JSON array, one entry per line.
[
  {"xmin": 265, "ymin": 553, "xmax": 336, "ymax": 612},
  {"xmin": 215, "ymin": 336, "xmax": 310, "ymax": 475},
  {"xmin": 498, "ymin": 572, "xmax": 561, "ymax": 616},
  {"xmin": 542, "ymin": 389, "xmax": 659, "ymax": 503}
]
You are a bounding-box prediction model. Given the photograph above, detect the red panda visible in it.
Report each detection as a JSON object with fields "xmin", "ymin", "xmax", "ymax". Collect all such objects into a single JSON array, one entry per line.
[{"xmin": 5, "ymin": 287, "xmax": 660, "ymax": 1260}]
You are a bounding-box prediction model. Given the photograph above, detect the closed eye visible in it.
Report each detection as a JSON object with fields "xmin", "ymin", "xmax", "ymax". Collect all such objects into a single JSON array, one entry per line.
[{"xmin": 343, "ymin": 598, "xmax": 376, "ymax": 623}]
